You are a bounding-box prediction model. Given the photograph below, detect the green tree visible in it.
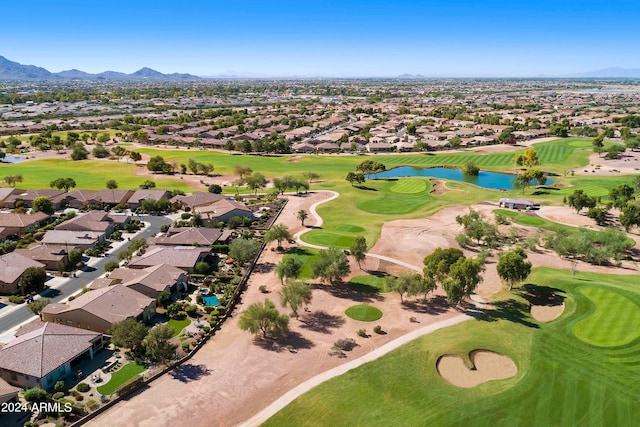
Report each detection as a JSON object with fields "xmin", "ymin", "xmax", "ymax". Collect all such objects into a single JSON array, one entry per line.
[
  {"xmin": 23, "ymin": 387, "xmax": 48, "ymax": 403},
  {"xmin": 275, "ymin": 256, "xmax": 303, "ymax": 284},
  {"xmin": 112, "ymin": 145, "xmax": 127, "ymax": 161},
  {"xmin": 513, "ymin": 147, "xmax": 539, "ymax": 169},
  {"xmin": 147, "ymin": 155, "xmax": 172, "ymax": 173},
  {"xmin": 106, "ymin": 179, "xmax": 118, "ymax": 190},
  {"xmin": 157, "ymin": 290, "xmax": 172, "ymax": 308},
  {"xmin": 264, "ymin": 224, "xmax": 292, "ymax": 248},
  {"xmin": 129, "ymin": 151, "xmax": 142, "ymax": 163},
  {"xmin": 139, "ymin": 180, "xmax": 156, "ymax": 189},
  {"xmin": 620, "ymin": 203, "xmax": 640, "ymax": 231},
  {"xmin": 609, "ymin": 184, "xmax": 635, "ymax": 209},
  {"xmin": 234, "ymin": 164, "xmax": 253, "ymax": 180},
  {"xmin": 19, "ymin": 266, "xmax": 47, "ymax": 295},
  {"xmin": 310, "ymin": 247, "xmax": 351, "ymax": 285},
  {"xmin": 567, "ymin": 189, "xmax": 596, "ymax": 213},
  {"xmin": 32, "ymin": 196, "xmax": 55, "ymax": 214},
  {"xmin": 188, "ymin": 158, "xmax": 199, "ymax": 174},
  {"xmin": 423, "ymin": 247, "xmax": 465, "ymax": 285},
  {"xmin": 349, "ymin": 236, "xmax": 367, "ymax": 269},
  {"xmin": 442, "ymin": 257, "xmax": 485, "ymax": 305},
  {"xmin": 104, "ymin": 260, "xmax": 120, "ymax": 272},
  {"xmin": 356, "ymin": 159, "xmax": 386, "ymax": 177},
  {"xmin": 27, "ymin": 299, "xmax": 50, "ymax": 316},
  {"xmin": 92, "ymin": 144, "xmax": 110, "ymax": 158},
  {"xmin": 346, "ymin": 172, "xmax": 365, "ymax": 186},
  {"xmin": 70, "ymin": 143, "xmax": 89, "ymax": 160},
  {"xmin": 498, "ymin": 129, "xmax": 515, "ymax": 144},
  {"xmin": 515, "ymin": 168, "xmax": 546, "ymax": 194},
  {"xmin": 238, "ymin": 299, "xmax": 289, "ymax": 339},
  {"xmin": 144, "ymin": 324, "xmax": 178, "ymax": 364},
  {"xmin": 246, "ymin": 173, "xmax": 267, "ymax": 195},
  {"xmin": 497, "ymin": 247, "xmax": 532, "ymax": 291},
  {"xmin": 68, "ymin": 248, "xmax": 83, "ymax": 267},
  {"xmin": 109, "ymin": 319, "xmax": 148, "ymax": 351},
  {"xmin": 279, "ymin": 280, "xmax": 312, "ymax": 318},
  {"xmin": 208, "ymin": 184, "xmax": 223, "ymax": 194},
  {"xmin": 461, "ymin": 161, "xmax": 480, "ymax": 176},
  {"xmin": 297, "ymin": 209, "xmax": 309, "ymax": 226},
  {"xmin": 3, "ymin": 174, "xmax": 23, "ymax": 187},
  {"xmin": 50, "ymin": 177, "xmax": 76, "ymax": 192},
  {"xmin": 592, "ymin": 134, "xmax": 605, "ymax": 156},
  {"xmin": 229, "ymin": 238, "xmax": 261, "ymax": 265}
]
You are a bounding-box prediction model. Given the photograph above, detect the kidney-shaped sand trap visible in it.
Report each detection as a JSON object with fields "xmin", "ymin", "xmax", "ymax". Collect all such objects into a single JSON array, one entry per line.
[
  {"xmin": 530, "ymin": 302, "xmax": 564, "ymax": 322},
  {"xmin": 437, "ymin": 350, "xmax": 517, "ymax": 388}
]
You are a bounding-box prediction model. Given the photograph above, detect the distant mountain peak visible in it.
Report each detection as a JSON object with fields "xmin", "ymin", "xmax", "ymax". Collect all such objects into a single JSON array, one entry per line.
[{"xmin": 0, "ymin": 54, "xmax": 201, "ymax": 80}]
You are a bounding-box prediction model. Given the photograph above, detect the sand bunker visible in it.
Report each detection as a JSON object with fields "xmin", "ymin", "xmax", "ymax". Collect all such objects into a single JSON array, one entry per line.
[
  {"xmin": 531, "ymin": 303, "xmax": 564, "ymax": 322},
  {"xmin": 437, "ymin": 350, "xmax": 517, "ymax": 388}
]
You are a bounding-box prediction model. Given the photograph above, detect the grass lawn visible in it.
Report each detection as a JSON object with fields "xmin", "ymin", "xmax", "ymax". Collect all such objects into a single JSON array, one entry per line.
[
  {"xmin": 345, "ymin": 305, "xmax": 383, "ymax": 321},
  {"xmin": 347, "ymin": 275, "xmax": 387, "ymax": 293},
  {"xmin": 390, "ymin": 178, "xmax": 427, "ymax": 194},
  {"xmin": 265, "ymin": 268, "xmax": 640, "ymax": 427},
  {"xmin": 96, "ymin": 362, "xmax": 147, "ymax": 396},
  {"xmin": 167, "ymin": 318, "xmax": 191, "ymax": 338},
  {"xmin": 283, "ymin": 247, "xmax": 320, "ymax": 280}
]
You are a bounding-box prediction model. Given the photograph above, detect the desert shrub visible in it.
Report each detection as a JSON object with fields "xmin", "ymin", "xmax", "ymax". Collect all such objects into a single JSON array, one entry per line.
[
  {"xmin": 455, "ymin": 233, "xmax": 472, "ymax": 248},
  {"xmin": 181, "ymin": 341, "xmax": 190, "ymax": 351},
  {"xmin": 333, "ymin": 338, "xmax": 358, "ymax": 352},
  {"xmin": 259, "ymin": 285, "xmax": 267, "ymax": 293},
  {"xmin": 356, "ymin": 328, "xmax": 368, "ymax": 338},
  {"xmin": 76, "ymin": 382, "xmax": 90, "ymax": 393},
  {"xmin": 373, "ymin": 325, "xmax": 383, "ymax": 334},
  {"xmin": 75, "ymin": 394, "xmax": 84, "ymax": 401},
  {"xmin": 9, "ymin": 295, "xmax": 25, "ymax": 304}
]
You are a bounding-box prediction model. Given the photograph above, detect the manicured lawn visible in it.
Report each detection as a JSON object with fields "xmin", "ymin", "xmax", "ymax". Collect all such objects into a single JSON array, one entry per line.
[
  {"xmin": 265, "ymin": 268, "xmax": 640, "ymax": 427},
  {"xmin": 573, "ymin": 286, "xmax": 640, "ymax": 347},
  {"xmin": 97, "ymin": 362, "xmax": 147, "ymax": 396},
  {"xmin": 167, "ymin": 318, "xmax": 191, "ymax": 338},
  {"xmin": 347, "ymin": 275, "xmax": 387, "ymax": 293},
  {"xmin": 283, "ymin": 247, "xmax": 319, "ymax": 280},
  {"xmin": 334, "ymin": 224, "xmax": 365, "ymax": 233},
  {"xmin": 345, "ymin": 305, "xmax": 383, "ymax": 321},
  {"xmin": 390, "ymin": 178, "xmax": 427, "ymax": 194}
]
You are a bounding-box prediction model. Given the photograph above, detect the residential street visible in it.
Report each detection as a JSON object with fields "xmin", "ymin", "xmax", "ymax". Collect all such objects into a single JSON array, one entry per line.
[{"xmin": 0, "ymin": 215, "xmax": 172, "ymax": 337}]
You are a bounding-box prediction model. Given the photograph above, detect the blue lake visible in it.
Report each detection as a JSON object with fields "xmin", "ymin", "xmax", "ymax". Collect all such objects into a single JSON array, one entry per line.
[
  {"xmin": 368, "ymin": 166, "xmax": 553, "ymax": 190},
  {"xmin": 1, "ymin": 156, "xmax": 25, "ymax": 163}
]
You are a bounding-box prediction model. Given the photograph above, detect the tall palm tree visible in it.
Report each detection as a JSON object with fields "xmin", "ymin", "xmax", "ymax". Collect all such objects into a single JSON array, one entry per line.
[{"xmin": 297, "ymin": 209, "xmax": 309, "ymax": 226}]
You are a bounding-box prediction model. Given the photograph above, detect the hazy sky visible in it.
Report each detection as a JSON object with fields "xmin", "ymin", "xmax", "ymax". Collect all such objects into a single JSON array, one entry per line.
[{"xmin": 2, "ymin": 0, "xmax": 639, "ymax": 77}]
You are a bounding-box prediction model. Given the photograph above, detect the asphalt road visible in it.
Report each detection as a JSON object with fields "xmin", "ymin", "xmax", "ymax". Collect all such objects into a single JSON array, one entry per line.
[{"xmin": 0, "ymin": 215, "xmax": 172, "ymax": 334}]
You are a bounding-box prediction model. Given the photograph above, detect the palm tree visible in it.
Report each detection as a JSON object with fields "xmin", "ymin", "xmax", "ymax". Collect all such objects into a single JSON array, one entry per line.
[{"xmin": 297, "ymin": 209, "xmax": 309, "ymax": 226}]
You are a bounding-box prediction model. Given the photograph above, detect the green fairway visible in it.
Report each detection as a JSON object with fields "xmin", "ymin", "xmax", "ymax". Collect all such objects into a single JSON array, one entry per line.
[
  {"xmin": 334, "ymin": 224, "xmax": 365, "ymax": 233},
  {"xmin": 390, "ymin": 178, "xmax": 427, "ymax": 194},
  {"xmin": 356, "ymin": 180, "xmax": 434, "ymax": 214},
  {"xmin": 283, "ymin": 247, "xmax": 319, "ymax": 280},
  {"xmin": 265, "ymin": 268, "xmax": 640, "ymax": 427},
  {"xmin": 304, "ymin": 233, "xmax": 355, "ymax": 248},
  {"xmin": 345, "ymin": 305, "xmax": 383, "ymax": 321},
  {"xmin": 347, "ymin": 275, "xmax": 387, "ymax": 293},
  {"xmin": 97, "ymin": 362, "xmax": 147, "ymax": 396},
  {"xmin": 573, "ymin": 286, "xmax": 640, "ymax": 347}
]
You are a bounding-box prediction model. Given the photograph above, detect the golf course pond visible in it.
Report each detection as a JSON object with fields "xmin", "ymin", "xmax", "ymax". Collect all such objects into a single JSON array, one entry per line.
[{"xmin": 368, "ymin": 166, "xmax": 554, "ymax": 190}]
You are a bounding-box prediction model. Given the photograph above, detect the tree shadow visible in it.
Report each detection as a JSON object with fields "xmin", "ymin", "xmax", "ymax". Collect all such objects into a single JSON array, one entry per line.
[
  {"xmin": 253, "ymin": 261, "xmax": 275, "ymax": 274},
  {"xmin": 354, "ymin": 185, "xmax": 378, "ymax": 191},
  {"xmin": 401, "ymin": 295, "xmax": 450, "ymax": 315},
  {"xmin": 299, "ymin": 310, "xmax": 345, "ymax": 334},
  {"xmin": 318, "ymin": 283, "xmax": 383, "ymax": 303},
  {"xmin": 466, "ymin": 298, "xmax": 540, "ymax": 328},
  {"xmin": 169, "ymin": 363, "xmax": 212, "ymax": 383},
  {"xmin": 252, "ymin": 331, "xmax": 314, "ymax": 353},
  {"xmin": 520, "ymin": 283, "xmax": 565, "ymax": 306}
]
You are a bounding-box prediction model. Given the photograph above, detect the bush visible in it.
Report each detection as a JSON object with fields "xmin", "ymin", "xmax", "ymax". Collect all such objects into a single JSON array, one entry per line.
[
  {"xmin": 54, "ymin": 380, "xmax": 66, "ymax": 393},
  {"xmin": 185, "ymin": 305, "xmax": 198, "ymax": 317},
  {"xmin": 8, "ymin": 295, "xmax": 24, "ymax": 304},
  {"xmin": 333, "ymin": 338, "xmax": 358, "ymax": 351},
  {"xmin": 75, "ymin": 394, "xmax": 84, "ymax": 401},
  {"xmin": 104, "ymin": 260, "xmax": 120, "ymax": 272},
  {"xmin": 356, "ymin": 328, "xmax": 367, "ymax": 338},
  {"xmin": 455, "ymin": 233, "xmax": 472, "ymax": 248},
  {"xmin": 24, "ymin": 387, "xmax": 48, "ymax": 402},
  {"xmin": 195, "ymin": 261, "xmax": 210, "ymax": 274},
  {"xmin": 76, "ymin": 382, "xmax": 90, "ymax": 393},
  {"xmin": 373, "ymin": 325, "xmax": 383, "ymax": 334},
  {"xmin": 181, "ymin": 341, "xmax": 190, "ymax": 351},
  {"xmin": 52, "ymin": 392, "xmax": 64, "ymax": 400},
  {"xmin": 181, "ymin": 212, "xmax": 192, "ymax": 220},
  {"xmin": 204, "ymin": 306, "xmax": 216, "ymax": 314},
  {"xmin": 258, "ymin": 285, "xmax": 267, "ymax": 293}
]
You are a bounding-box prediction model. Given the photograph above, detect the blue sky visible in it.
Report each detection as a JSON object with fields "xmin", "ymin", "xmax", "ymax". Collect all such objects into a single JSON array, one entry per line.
[{"xmin": 2, "ymin": 1, "xmax": 639, "ymax": 77}]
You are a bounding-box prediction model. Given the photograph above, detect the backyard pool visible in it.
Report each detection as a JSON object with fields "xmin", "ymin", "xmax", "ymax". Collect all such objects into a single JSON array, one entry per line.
[
  {"xmin": 368, "ymin": 166, "xmax": 553, "ymax": 190},
  {"xmin": 203, "ymin": 295, "xmax": 219, "ymax": 307},
  {"xmin": 1, "ymin": 156, "xmax": 25, "ymax": 163}
]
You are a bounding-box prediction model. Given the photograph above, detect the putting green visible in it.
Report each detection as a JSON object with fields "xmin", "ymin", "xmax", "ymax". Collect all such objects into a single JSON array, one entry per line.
[
  {"xmin": 335, "ymin": 224, "xmax": 365, "ymax": 233},
  {"xmin": 573, "ymin": 286, "xmax": 640, "ymax": 347},
  {"xmin": 345, "ymin": 305, "xmax": 383, "ymax": 321},
  {"xmin": 390, "ymin": 178, "xmax": 427, "ymax": 194}
]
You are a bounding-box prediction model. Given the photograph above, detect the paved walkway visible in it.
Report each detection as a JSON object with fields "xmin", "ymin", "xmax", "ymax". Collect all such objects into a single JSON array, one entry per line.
[{"xmin": 240, "ymin": 313, "xmax": 470, "ymax": 427}]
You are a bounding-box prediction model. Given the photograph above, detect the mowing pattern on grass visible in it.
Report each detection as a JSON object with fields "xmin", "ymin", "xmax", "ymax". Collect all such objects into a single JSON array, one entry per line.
[
  {"xmin": 390, "ymin": 178, "xmax": 428, "ymax": 194},
  {"xmin": 265, "ymin": 268, "xmax": 640, "ymax": 427},
  {"xmin": 357, "ymin": 186, "xmax": 434, "ymax": 215},
  {"xmin": 97, "ymin": 362, "xmax": 147, "ymax": 395},
  {"xmin": 347, "ymin": 275, "xmax": 387, "ymax": 293},
  {"xmin": 335, "ymin": 224, "xmax": 365, "ymax": 233},
  {"xmin": 305, "ymin": 233, "xmax": 355, "ymax": 248},
  {"xmin": 345, "ymin": 305, "xmax": 383, "ymax": 321},
  {"xmin": 573, "ymin": 286, "xmax": 640, "ymax": 347},
  {"xmin": 557, "ymin": 185, "xmax": 610, "ymax": 197}
]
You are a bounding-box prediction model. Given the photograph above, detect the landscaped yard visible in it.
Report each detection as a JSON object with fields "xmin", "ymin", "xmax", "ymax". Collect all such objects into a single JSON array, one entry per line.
[
  {"xmin": 97, "ymin": 362, "xmax": 148, "ymax": 396},
  {"xmin": 264, "ymin": 268, "xmax": 640, "ymax": 426},
  {"xmin": 167, "ymin": 318, "xmax": 191, "ymax": 338}
]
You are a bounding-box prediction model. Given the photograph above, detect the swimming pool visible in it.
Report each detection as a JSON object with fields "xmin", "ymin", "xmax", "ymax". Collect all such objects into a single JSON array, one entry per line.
[{"xmin": 203, "ymin": 295, "xmax": 219, "ymax": 307}]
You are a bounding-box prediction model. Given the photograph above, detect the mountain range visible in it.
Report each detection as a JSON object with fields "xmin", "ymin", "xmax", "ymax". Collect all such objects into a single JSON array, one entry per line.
[{"xmin": 0, "ymin": 55, "xmax": 200, "ymax": 80}]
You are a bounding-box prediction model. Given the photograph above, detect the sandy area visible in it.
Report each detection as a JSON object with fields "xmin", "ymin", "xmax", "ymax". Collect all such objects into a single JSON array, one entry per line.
[
  {"xmin": 88, "ymin": 191, "xmax": 461, "ymax": 427},
  {"xmin": 436, "ymin": 350, "xmax": 517, "ymax": 388},
  {"xmin": 531, "ymin": 303, "xmax": 565, "ymax": 322},
  {"xmin": 575, "ymin": 150, "xmax": 640, "ymax": 176}
]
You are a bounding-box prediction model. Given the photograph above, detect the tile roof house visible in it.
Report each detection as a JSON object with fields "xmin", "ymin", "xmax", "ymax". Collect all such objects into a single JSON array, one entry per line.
[
  {"xmin": 149, "ymin": 227, "xmax": 222, "ymax": 246},
  {"xmin": 170, "ymin": 192, "xmax": 224, "ymax": 209},
  {"xmin": 0, "ymin": 322, "xmax": 103, "ymax": 390},
  {"xmin": 0, "ymin": 211, "xmax": 50, "ymax": 240},
  {"xmin": 195, "ymin": 199, "xmax": 254, "ymax": 223},
  {"xmin": 94, "ymin": 189, "xmax": 134, "ymax": 207},
  {"xmin": 3, "ymin": 189, "xmax": 65, "ymax": 209},
  {"xmin": 41, "ymin": 230, "xmax": 104, "ymax": 250},
  {"xmin": 0, "ymin": 377, "xmax": 19, "ymax": 404},
  {"xmin": 51, "ymin": 189, "xmax": 101, "ymax": 209},
  {"xmin": 95, "ymin": 264, "xmax": 188, "ymax": 298},
  {"xmin": 15, "ymin": 244, "xmax": 69, "ymax": 271},
  {"xmin": 0, "ymin": 187, "xmax": 20, "ymax": 208},
  {"xmin": 127, "ymin": 189, "xmax": 172, "ymax": 210},
  {"xmin": 127, "ymin": 245, "xmax": 210, "ymax": 272},
  {"xmin": 42, "ymin": 285, "xmax": 156, "ymax": 334},
  {"xmin": 0, "ymin": 252, "xmax": 46, "ymax": 294},
  {"xmin": 55, "ymin": 211, "xmax": 130, "ymax": 237}
]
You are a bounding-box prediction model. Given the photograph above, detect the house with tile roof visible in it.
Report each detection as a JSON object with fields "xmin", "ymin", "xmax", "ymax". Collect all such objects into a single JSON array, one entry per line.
[
  {"xmin": 0, "ymin": 252, "xmax": 46, "ymax": 294},
  {"xmin": 0, "ymin": 323, "xmax": 103, "ymax": 390}
]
